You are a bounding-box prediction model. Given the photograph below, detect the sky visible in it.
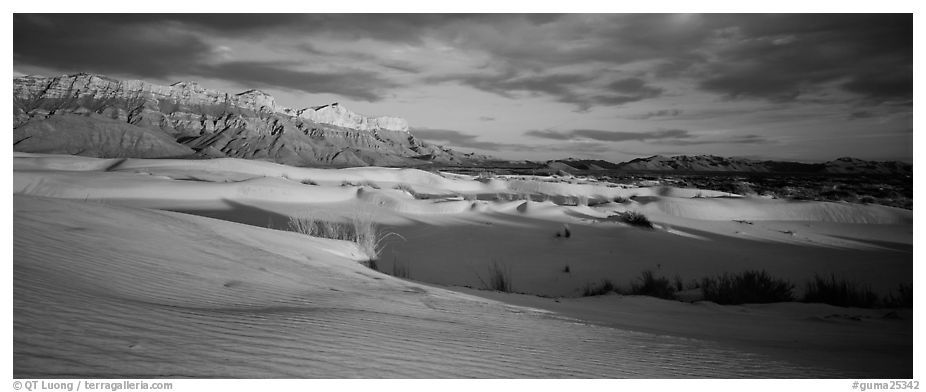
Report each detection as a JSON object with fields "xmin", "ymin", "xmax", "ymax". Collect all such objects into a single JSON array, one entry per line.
[{"xmin": 12, "ymin": 13, "xmax": 914, "ymax": 163}]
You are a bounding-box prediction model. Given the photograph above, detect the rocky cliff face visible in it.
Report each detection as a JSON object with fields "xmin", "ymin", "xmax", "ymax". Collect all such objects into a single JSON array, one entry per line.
[{"xmin": 13, "ymin": 73, "xmax": 491, "ymax": 166}]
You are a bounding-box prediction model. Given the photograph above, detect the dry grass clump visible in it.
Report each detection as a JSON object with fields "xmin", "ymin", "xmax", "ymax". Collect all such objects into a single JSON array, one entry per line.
[
  {"xmin": 582, "ymin": 279, "xmax": 615, "ymax": 296},
  {"xmin": 629, "ymin": 270, "xmax": 677, "ymax": 300},
  {"xmin": 288, "ymin": 212, "xmax": 402, "ymax": 266},
  {"xmin": 802, "ymin": 274, "xmax": 879, "ymax": 308},
  {"xmin": 613, "ymin": 211, "xmax": 654, "ymax": 229},
  {"xmin": 475, "ymin": 261, "xmax": 512, "ymax": 292},
  {"xmin": 701, "ymin": 270, "xmax": 794, "ymax": 305}
]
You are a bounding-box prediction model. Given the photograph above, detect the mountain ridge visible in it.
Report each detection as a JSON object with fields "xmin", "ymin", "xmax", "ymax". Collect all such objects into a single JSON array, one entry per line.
[
  {"xmin": 13, "ymin": 73, "xmax": 491, "ymax": 166},
  {"xmin": 548, "ymin": 155, "xmax": 912, "ymax": 175}
]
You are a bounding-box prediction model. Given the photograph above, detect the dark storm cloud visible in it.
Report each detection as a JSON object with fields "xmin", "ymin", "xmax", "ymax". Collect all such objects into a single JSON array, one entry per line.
[
  {"xmin": 412, "ymin": 128, "xmax": 528, "ymax": 151},
  {"xmin": 193, "ymin": 62, "xmax": 398, "ymax": 102},
  {"xmin": 654, "ymin": 134, "xmax": 772, "ymax": 146},
  {"xmin": 694, "ymin": 14, "xmax": 912, "ymax": 103},
  {"xmin": 627, "ymin": 109, "xmax": 684, "ymax": 120},
  {"xmin": 14, "ymin": 14, "xmax": 401, "ymax": 101},
  {"xmin": 112, "ymin": 14, "xmax": 486, "ymax": 42},
  {"xmin": 15, "ymin": 14, "xmax": 911, "ymax": 107},
  {"xmin": 525, "ymin": 129, "xmax": 692, "ymax": 142},
  {"xmin": 296, "ymin": 44, "xmax": 423, "ymax": 74},
  {"xmin": 436, "ymin": 72, "xmax": 664, "ymax": 110},
  {"xmin": 13, "ymin": 14, "xmax": 212, "ymax": 78}
]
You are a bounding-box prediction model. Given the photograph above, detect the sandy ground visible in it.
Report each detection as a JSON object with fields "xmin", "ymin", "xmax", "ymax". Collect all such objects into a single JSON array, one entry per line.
[{"xmin": 12, "ymin": 153, "xmax": 914, "ymax": 378}]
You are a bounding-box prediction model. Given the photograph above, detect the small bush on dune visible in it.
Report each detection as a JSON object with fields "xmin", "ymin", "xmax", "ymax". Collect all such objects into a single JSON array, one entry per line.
[
  {"xmin": 701, "ymin": 270, "xmax": 794, "ymax": 305},
  {"xmin": 475, "ymin": 261, "xmax": 512, "ymax": 293},
  {"xmin": 393, "ymin": 184, "xmax": 429, "ymax": 199},
  {"xmin": 391, "ymin": 256, "xmax": 410, "ymax": 279},
  {"xmin": 883, "ymin": 283, "xmax": 913, "ymax": 308},
  {"xmin": 614, "ymin": 211, "xmax": 654, "ymax": 229},
  {"xmin": 583, "ymin": 279, "xmax": 615, "ymax": 296},
  {"xmin": 288, "ymin": 213, "xmax": 402, "ymax": 267},
  {"xmin": 629, "ymin": 270, "xmax": 676, "ymax": 300},
  {"xmin": 802, "ymin": 274, "xmax": 879, "ymax": 308}
]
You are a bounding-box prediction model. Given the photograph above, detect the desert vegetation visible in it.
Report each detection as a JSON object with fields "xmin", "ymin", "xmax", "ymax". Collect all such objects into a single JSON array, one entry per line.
[
  {"xmin": 611, "ymin": 211, "xmax": 654, "ymax": 229},
  {"xmin": 287, "ymin": 213, "xmax": 402, "ymax": 266},
  {"xmin": 629, "ymin": 270, "xmax": 677, "ymax": 300},
  {"xmin": 700, "ymin": 270, "xmax": 794, "ymax": 305},
  {"xmin": 475, "ymin": 261, "xmax": 512, "ymax": 293},
  {"xmin": 582, "ymin": 279, "xmax": 615, "ymax": 296},
  {"xmin": 802, "ymin": 274, "xmax": 880, "ymax": 308}
]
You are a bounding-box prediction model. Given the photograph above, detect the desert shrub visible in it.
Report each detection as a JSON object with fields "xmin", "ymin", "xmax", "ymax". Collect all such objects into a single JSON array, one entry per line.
[
  {"xmin": 613, "ymin": 211, "xmax": 654, "ymax": 229},
  {"xmin": 562, "ymin": 265, "xmax": 571, "ymax": 273},
  {"xmin": 391, "ymin": 257, "xmax": 410, "ymax": 279},
  {"xmin": 476, "ymin": 261, "xmax": 512, "ymax": 293},
  {"xmin": 802, "ymin": 274, "xmax": 879, "ymax": 308},
  {"xmin": 583, "ymin": 279, "xmax": 615, "ymax": 296},
  {"xmin": 701, "ymin": 270, "xmax": 794, "ymax": 305},
  {"xmin": 882, "ymin": 283, "xmax": 913, "ymax": 308},
  {"xmin": 393, "ymin": 184, "xmax": 431, "ymax": 200},
  {"xmin": 301, "ymin": 179, "xmax": 318, "ymax": 185},
  {"xmin": 288, "ymin": 213, "xmax": 402, "ymax": 266},
  {"xmin": 629, "ymin": 270, "xmax": 676, "ymax": 300},
  {"xmin": 576, "ymin": 195, "xmax": 589, "ymax": 206},
  {"xmin": 673, "ymin": 275, "xmax": 684, "ymax": 292},
  {"xmin": 613, "ymin": 195, "xmax": 630, "ymax": 204},
  {"xmin": 475, "ymin": 171, "xmax": 495, "ymax": 183}
]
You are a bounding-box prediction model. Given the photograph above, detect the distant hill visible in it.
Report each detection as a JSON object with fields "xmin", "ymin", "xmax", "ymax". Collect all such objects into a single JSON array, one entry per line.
[
  {"xmin": 548, "ymin": 155, "xmax": 911, "ymax": 176},
  {"xmin": 13, "ymin": 73, "xmax": 493, "ymax": 166}
]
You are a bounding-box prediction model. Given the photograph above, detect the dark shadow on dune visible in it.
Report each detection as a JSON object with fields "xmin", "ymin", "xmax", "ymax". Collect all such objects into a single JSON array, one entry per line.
[
  {"xmin": 826, "ymin": 235, "xmax": 913, "ymax": 253},
  {"xmin": 102, "ymin": 158, "xmax": 128, "ymax": 172},
  {"xmin": 165, "ymin": 199, "xmax": 295, "ymax": 231}
]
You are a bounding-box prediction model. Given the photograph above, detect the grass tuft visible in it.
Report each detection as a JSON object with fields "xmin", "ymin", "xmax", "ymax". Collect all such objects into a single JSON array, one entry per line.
[
  {"xmin": 288, "ymin": 212, "xmax": 403, "ymax": 267},
  {"xmin": 613, "ymin": 211, "xmax": 654, "ymax": 229},
  {"xmin": 475, "ymin": 261, "xmax": 512, "ymax": 293},
  {"xmin": 701, "ymin": 270, "xmax": 794, "ymax": 305},
  {"xmin": 802, "ymin": 274, "xmax": 879, "ymax": 308},
  {"xmin": 629, "ymin": 270, "xmax": 677, "ymax": 300},
  {"xmin": 582, "ymin": 279, "xmax": 615, "ymax": 296},
  {"xmin": 883, "ymin": 283, "xmax": 913, "ymax": 308}
]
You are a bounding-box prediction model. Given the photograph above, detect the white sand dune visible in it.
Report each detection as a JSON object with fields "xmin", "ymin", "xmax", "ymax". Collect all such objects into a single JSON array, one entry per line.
[
  {"xmin": 15, "ymin": 195, "xmax": 840, "ymax": 378},
  {"xmin": 13, "ymin": 153, "xmax": 913, "ymax": 378}
]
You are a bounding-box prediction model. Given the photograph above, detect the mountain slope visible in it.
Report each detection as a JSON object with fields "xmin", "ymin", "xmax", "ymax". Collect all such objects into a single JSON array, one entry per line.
[
  {"xmin": 13, "ymin": 73, "xmax": 490, "ymax": 166},
  {"xmin": 550, "ymin": 155, "xmax": 911, "ymax": 175}
]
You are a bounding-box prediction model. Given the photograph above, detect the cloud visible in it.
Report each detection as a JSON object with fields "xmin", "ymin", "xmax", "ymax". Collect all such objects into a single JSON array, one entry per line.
[
  {"xmin": 412, "ymin": 128, "xmax": 528, "ymax": 151},
  {"xmin": 14, "ymin": 13, "xmax": 911, "ymax": 116},
  {"xmin": 849, "ymin": 110, "xmax": 875, "ymax": 120},
  {"xmin": 436, "ymin": 72, "xmax": 663, "ymax": 110},
  {"xmin": 526, "ymin": 129, "xmax": 692, "ymax": 142},
  {"xmin": 13, "ymin": 14, "xmax": 213, "ymax": 79},
  {"xmin": 192, "ymin": 62, "xmax": 397, "ymax": 102},
  {"xmin": 527, "ymin": 128, "xmax": 773, "ymax": 146},
  {"xmin": 626, "ymin": 109, "xmax": 684, "ymax": 120},
  {"xmin": 13, "ymin": 15, "xmax": 402, "ymax": 102},
  {"xmin": 653, "ymin": 134, "xmax": 772, "ymax": 146},
  {"xmin": 693, "ymin": 14, "xmax": 912, "ymax": 103}
]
